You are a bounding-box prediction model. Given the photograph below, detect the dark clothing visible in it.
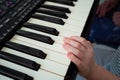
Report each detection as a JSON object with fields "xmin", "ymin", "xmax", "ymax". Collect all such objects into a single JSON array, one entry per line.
[{"xmin": 88, "ymin": 5, "xmax": 120, "ymax": 48}]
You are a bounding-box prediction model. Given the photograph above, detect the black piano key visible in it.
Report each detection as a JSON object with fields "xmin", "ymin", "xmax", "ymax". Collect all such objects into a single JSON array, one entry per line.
[
  {"xmin": 41, "ymin": 4, "xmax": 71, "ymax": 13},
  {"xmin": 48, "ymin": 0, "xmax": 74, "ymax": 6},
  {"xmin": 73, "ymin": 0, "xmax": 78, "ymax": 1},
  {"xmin": 67, "ymin": 0, "xmax": 77, "ymax": 2},
  {"xmin": 37, "ymin": 9, "xmax": 68, "ymax": 19},
  {"xmin": 32, "ymin": 14, "xmax": 65, "ymax": 25},
  {"xmin": 0, "ymin": 51, "xmax": 40, "ymax": 71},
  {"xmin": 0, "ymin": 65, "xmax": 33, "ymax": 80},
  {"xmin": 16, "ymin": 30, "xmax": 54, "ymax": 45},
  {"xmin": 5, "ymin": 41, "xmax": 47, "ymax": 59},
  {"xmin": 24, "ymin": 22, "xmax": 59, "ymax": 36}
]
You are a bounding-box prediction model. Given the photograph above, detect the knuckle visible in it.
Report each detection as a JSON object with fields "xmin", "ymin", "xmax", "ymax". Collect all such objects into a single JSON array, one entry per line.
[
  {"xmin": 76, "ymin": 43, "xmax": 81, "ymax": 48},
  {"xmin": 82, "ymin": 39, "xmax": 86, "ymax": 43},
  {"xmin": 76, "ymin": 50, "xmax": 81, "ymax": 56},
  {"xmin": 87, "ymin": 41, "xmax": 92, "ymax": 46},
  {"xmin": 87, "ymin": 41, "xmax": 91, "ymax": 44}
]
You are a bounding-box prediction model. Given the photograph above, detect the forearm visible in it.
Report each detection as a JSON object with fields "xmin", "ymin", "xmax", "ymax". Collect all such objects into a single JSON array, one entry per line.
[{"xmin": 86, "ymin": 64, "xmax": 120, "ymax": 80}]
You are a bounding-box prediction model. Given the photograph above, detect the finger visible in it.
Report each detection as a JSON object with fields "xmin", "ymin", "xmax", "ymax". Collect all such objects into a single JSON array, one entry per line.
[
  {"xmin": 99, "ymin": 1, "xmax": 110, "ymax": 17},
  {"xmin": 63, "ymin": 37, "xmax": 70, "ymax": 44},
  {"xmin": 63, "ymin": 43, "xmax": 84, "ymax": 60},
  {"xmin": 113, "ymin": 12, "xmax": 120, "ymax": 18},
  {"xmin": 101, "ymin": 9, "xmax": 106, "ymax": 17},
  {"xmin": 107, "ymin": 5, "xmax": 114, "ymax": 12},
  {"xmin": 98, "ymin": 6, "xmax": 104, "ymax": 17},
  {"xmin": 114, "ymin": 19, "xmax": 120, "ymax": 26},
  {"xmin": 113, "ymin": 12, "xmax": 120, "ymax": 25},
  {"xmin": 96, "ymin": 3, "xmax": 105, "ymax": 17},
  {"xmin": 96, "ymin": 5, "xmax": 101, "ymax": 15},
  {"xmin": 99, "ymin": 5, "xmax": 107, "ymax": 17},
  {"xmin": 107, "ymin": 1, "xmax": 118, "ymax": 12},
  {"xmin": 67, "ymin": 52, "xmax": 82, "ymax": 68},
  {"xmin": 71, "ymin": 36, "xmax": 92, "ymax": 49},
  {"xmin": 64, "ymin": 37, "xmax": 86, "ymax": 52}
]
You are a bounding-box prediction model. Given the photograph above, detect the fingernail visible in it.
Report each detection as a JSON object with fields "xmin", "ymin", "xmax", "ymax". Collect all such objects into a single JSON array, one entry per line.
[{"xmin": 64, "ymin": 37, "xmax": 70, "ymax": 42}]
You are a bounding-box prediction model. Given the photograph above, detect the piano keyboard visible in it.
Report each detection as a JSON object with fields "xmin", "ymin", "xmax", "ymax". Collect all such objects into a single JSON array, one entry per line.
[{"xmin": 0, "ymin": 0, "xmax": 99, "ymax": 80}]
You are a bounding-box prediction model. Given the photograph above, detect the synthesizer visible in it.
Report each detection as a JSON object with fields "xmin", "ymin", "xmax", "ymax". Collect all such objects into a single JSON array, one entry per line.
[{"xmin": 0, "ymin": 0, "xmax": 99, "ymax": 80}]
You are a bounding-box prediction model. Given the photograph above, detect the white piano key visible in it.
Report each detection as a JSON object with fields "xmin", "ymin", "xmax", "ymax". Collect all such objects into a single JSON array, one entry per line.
[
  {"xmin": 29, "ymin": 17, "xmax": 82, "ymax": 34},
  {"xmin": 32, "ymin": 12, "xmax": 85, "ymax": 35},
  {"xmin": 33, "ymin": 13, "xmax": 83, "ymax": 28},
  {"xmin": 34, "ymin": 12, "xmax": 82, "ymax": 26},
  {"xmin": 20, "ymin": 27, "xmax": 80, "ymax": 44},
  {"xmin": 12, "ymin": 35, "xmax": 66, "ymax": 54},
  {"xmin": 44, "ymin": 1, "xmax": 82, "ymax": 12},
  {"xmin": 1, "ymin": 47, "xmax": 69, "ymax": 76},
  {"xmin": 44, "ymin": 0, "xmax": 94, "ymax": 23},
  {"xmin": 0, "ymin": 59, "xmax": 64, "ymax": 80},
  {"xmin": 69, "ymin": 1, "xmax": 94, "ymax": 22},
  {"xmin": 43, "ymin": 1, "xmax": 80, "ymax": 15},
  {"xmin": 0, "ymin": 75, "xmax": 13, "ymax": 80},
  {"xmin": 40, "ymin": 1, "xmax": 84, "ymax": 21},
  {"xmin": 44, "ymin": 0, "xmax": 94, "ymax": 13},
  {"xmin": 9, "ymin": 38, "xmax": 70, "ymax": 65},
  {"xmin": 68, "ymin": 1, "xmax": 94, "ymax": 23},
  {"xmin": 28, "ymin": 18, "xmax": 83, "ymax": 34},
  {"xmin": 44, "ymin": 1, "xmax": 74, "ymax": 11},
  {"xmin": 35, "ymin": 11, "xmax": 76, "ymax": 22}
]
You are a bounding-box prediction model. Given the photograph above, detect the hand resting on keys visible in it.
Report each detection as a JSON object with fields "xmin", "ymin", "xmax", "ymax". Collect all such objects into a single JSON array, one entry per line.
[{"xmin": 63, "ymin": 36, "xmax": 120, "ymax": 80}]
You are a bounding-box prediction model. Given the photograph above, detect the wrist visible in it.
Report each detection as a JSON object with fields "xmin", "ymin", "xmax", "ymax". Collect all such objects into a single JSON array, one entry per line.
[{"xmin": 85, "ymin": 63, "xmax": 99, "ymax": 79}]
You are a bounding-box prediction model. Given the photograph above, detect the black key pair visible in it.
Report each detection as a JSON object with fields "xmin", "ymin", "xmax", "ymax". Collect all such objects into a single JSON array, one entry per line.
[
  {"xmin": 32, "ymin": 0, "xmax": 77, "ymax": 25},
  {"xmin": 24, "ymin": 22, "xmax": 59, "ymax": 36},
  {"xmin": 16, "ymin": 30, "xmax": 54, "ymax": 45},
  {"xmin": 0, "ymin": 51, "xmax": 40, "ymax": 71},
  {"xmin": 0, "ymin": 65, "xmax": 33, "ymax": 80},
  {"xmin": 48, "ymin": 0, "xmax": 75, "ymax": 6}
]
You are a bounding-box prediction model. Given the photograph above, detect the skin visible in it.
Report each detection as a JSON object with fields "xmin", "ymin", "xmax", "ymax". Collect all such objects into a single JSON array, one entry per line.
[
  {"xmin": 63, "ymin": 36, "xmax": 120, "ymax": 80},
  {"xmin": 96, "ymin": 0, "xmax": 119, "ymax": 17},
  {"xmin": 113, "ymin": 12, "xmax": 120, "ymax": 26}
]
